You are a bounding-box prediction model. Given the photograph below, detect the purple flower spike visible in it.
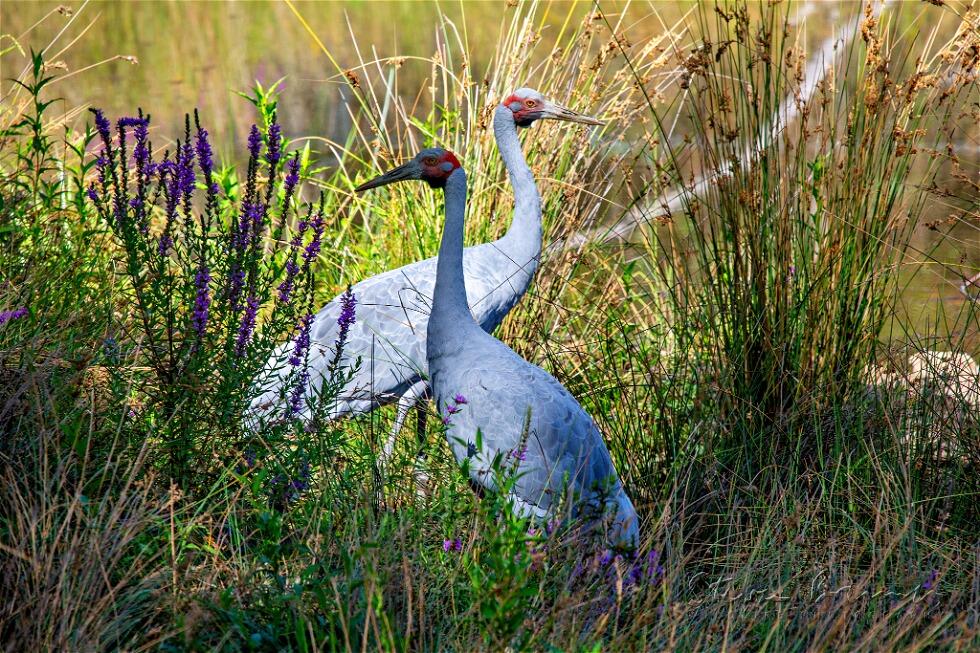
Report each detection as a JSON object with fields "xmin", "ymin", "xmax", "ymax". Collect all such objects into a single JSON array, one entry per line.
[
  {"xmin": 118, "ymin": 116, "xmax": 148, "ymax": 128},
  {"xmin": 132, "ymin": 119, "xmax": 150, "ymax": 168},
  {"xmin": 178, "ymin": 138, "xmax": 196, "ymax": 202},
  {"xmin": 285, "ymin": 156, "xmax": 300, "ymax": 188},
  {"xmin": 227, "ymin": 268, "xmax": 246, "ymax": 311},
  {"xmin": 302, "ymin": 214, "xmax": 325, "ymax": 266},
  {"xmin": 289, "ymin": 313, "xmax": 313, "ymax": 367},
  {"xmin": 235, "ymin": 295, "xmax": 259, "ymax": 356},
  {"xmin": 86, "ymin": 184, "xmax": 99, "ymax": 203},
  {"xmin": 247, "ymin": 124, "xmax": 262, "ymax": 161},
  {"xmin": 192, "ymin": 266, "xmax": 211, "ymax": 338},
  {"xmin": 196, "ymin": 126, "xmax": 214, "ymax": 177},
  {"xmin": 288, "ymin": 368, "xmax": 310, "ymax": 417},
  {"xmin": 0, "ymin": 307, "xmax": 28, "ymax": 325},
  {"xmin": 91, "ymin": 109, "xmax": 111, "ymax": 145},
  {"xmin": 266, "ymin": 122, "xmax": 282, "ymax": 167},
  {"xmin": 157, "ymin": 232, "xmax": 173, "ymax": 256},
  {"xmin": 332, "ymin": 287, "xmax": 356, "ymax": 360}
]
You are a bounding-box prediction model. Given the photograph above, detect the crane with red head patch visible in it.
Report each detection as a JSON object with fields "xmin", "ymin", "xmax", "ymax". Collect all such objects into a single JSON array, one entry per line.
[{"xmin": 249, "ymin": 89, "xmax": 604, "ymax": 473}]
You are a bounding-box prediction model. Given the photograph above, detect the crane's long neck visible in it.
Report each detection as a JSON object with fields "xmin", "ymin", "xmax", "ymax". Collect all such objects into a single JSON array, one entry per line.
[
  {"xmin": 431, "ymin": 169, "xmax": 474, "ymax": 328},
  {"xmin": 495, "ymin": 106, "xmax": 542, "ymax": 262}
]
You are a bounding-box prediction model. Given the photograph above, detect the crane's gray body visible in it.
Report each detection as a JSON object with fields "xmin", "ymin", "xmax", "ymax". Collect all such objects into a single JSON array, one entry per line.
[{"xmin": 428, "ymin": 165, "xmax": 639, "ymax": 549}]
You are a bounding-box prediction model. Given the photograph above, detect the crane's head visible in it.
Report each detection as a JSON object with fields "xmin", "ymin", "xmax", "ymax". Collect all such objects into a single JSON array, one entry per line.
[
  {"xmin": 502, "ymin": 87, "xmax": 604, "ymax": 128},
  {"xmin": 355, "ymin": 147, "xmax": 463, "ymax": 192}
]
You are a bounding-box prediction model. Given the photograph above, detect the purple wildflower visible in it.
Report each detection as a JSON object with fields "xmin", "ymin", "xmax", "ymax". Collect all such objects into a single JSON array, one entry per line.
[
  {"xmin": 157, "ymin": 232, "xmax": 173, "ymax": 256},
  {"xmin": 922, "ymin": 569, "xmax": 938, "ymax": 591},
  {"xmin": 442, "ymin": 538, "xmax": 463, "ymax": 553},
  {"xmin": 337, "ymin": 287, "xmax": 356, "ymax": 342},
  {"xmin": 196, "ymin": 125, "xmax": 214, "ymax": 178},
  {"xmin": 118, "ymin": 116, "xmax": 148, "ymax": 129},
  {"xmin": 441, "ymin": 392, "xmax": 466, "ymax": 426},
  {"xmin": 284, "ymin": 155, "xmax": 300, "ymax": 190},
  {"xmin": 227, "ymin": 267, "xmax": 246, "ymax": 312},
  {"xmin": 177, "ymin": 137, "xmax": 196, "ymax": 203},
  {"xmin": 508, "ymin": 445, "xmax": 527, "ymax": 462},
  {"xmin": 266, "ymin": 122, "xmax": 282, "ymax": 167},
  {"xmin": 192, "ymin": 266, "xmax": 211, "ymax": 338},
  {"xmin": 289, "ymin": 313, "xmax": 313, "ymax": 367},
  {"xmin": 0, "ymin": 307, "xmax": 28, "ymax": 325},
  {"xmin": 247, "ymin": 124, "xmax": 262, "ymax": 161},
  {"xmin": 245, "ymin": 201, "xmax": 266, "ymax": 247},
  {"xmin": 287, "ymin": 368, "xmax": 310, "ymax": 417},
  {"xmin": 86, "ymin": 184, "xmax": 99, "ymax": 203},
  {"xmin": 91, "ymin": 109, "xmax": 111, "ymax": 145},
  {"xmin": 131, "ymin": 118, "xmax": 150, "ymax": 167},
  {"xmin": 235, "ymin": 295, "xmax": 259, "ymax": 356},
  {"xmin": 302, "ymin": 213, "xmax": 324, "ymax": 266},
  {"xmin": 287, "ymin": 313, "xmax": 314, "ymax": 417},
  {"xmin": 277, "ymin": 258, "xmax": 301, "ymax": 303}
]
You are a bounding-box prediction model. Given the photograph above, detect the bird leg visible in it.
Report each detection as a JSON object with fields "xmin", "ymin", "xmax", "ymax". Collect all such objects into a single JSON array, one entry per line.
[{"xmin": 380, "ymin": 380, "xmax": 429, "ymax": 467}]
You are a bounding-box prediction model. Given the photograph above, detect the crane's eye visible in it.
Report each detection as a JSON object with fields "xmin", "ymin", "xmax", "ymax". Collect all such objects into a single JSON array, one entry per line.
[
  {"xmin": 524, "ymin": 99, "xmax": 537, "ymax": 108},
  {"xmin": 423, "ymin": 156, "xmax": 438, "ymax": 166}
]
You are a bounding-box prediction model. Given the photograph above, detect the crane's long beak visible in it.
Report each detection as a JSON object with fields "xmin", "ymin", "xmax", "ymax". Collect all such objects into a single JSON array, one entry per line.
[
  {"xmin": 542, "ymin": 101, "xmax": 605, "ymax": 126},
  {"xmin": 354, "ymin": 160, "xmax": 420, "ymax": 192}
]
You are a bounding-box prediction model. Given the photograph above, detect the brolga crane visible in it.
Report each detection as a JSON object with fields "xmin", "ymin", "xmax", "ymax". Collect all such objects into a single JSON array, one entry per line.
[
  {"xmin": 250, "ymin": 89, "xmax": 602, "ymax": 458},
  {"xmin": 356, "ymin": 147, "xmax": 639, "ymax": 548}
]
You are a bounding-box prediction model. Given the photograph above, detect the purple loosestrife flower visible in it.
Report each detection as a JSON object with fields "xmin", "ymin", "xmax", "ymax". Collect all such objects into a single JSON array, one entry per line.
[
  {"xmin": 337, "ymin": 287, "xmax": 356, "ymax": 343},
  {"xmin": 196, "ymin": 126, "xmax": 214, "ymax": 179},
  {"xmin": 442, "ymin": 538, "xmax": 463, "ymax": 553},
  {"xmin": 245, "ymin": 201, "xmax": 266, "ymax": 248},
  {"xmin": 277, "ymin": 211, "xmax": 311, "ymax": 304},
  {"xmin": 288, "ymin": 369, "xmax": 310, "ymax": 417},
  {"xmin": 277, "ymin": 258, "xmax": 301, "ymax": 304},
  {"xmin": 192, "ymin": 266, "xmax": 211, "ymax": 338},
  {"xmin": 301, "ymin": 213, "xmax": 325, "ymax": 268},
  {"xmin": 92, "ymin": 109, "xmax": 112, "ymax": 145},
  {"xmin": 284, "ymin": 155, "xmax": 300, "ymax": 192},
  {"xmin": 157, "ymin": 232, "xmax": 174, "ymax": 256},
  {"xmin": 227, "ymin": 268, "xmax": 246, "ymax": 312},
  {"xmin": 177, "ymin": 138, "xmax": 196, "ymax": 204},
  {"xmin": 441, "ymin": 392, "xmax": 466, "ymax": 426},
  {"xmin": 235, "ymin": 295, "xmax": 259, "ymax": 357},
  {"xmin": 266, "ymin": 122, "xmax": 282, "ymax": 167},
  {"xmin": 129, "ymin": 117, "xmax": 150, "ymax": 166},
  {"xmin": 86, "ymin": 184, "xmax": 99, "ymax": 203},
  {"xmin": 287, "ymin": 313, "xmax": 314, "ymax": 417},
  {"xmin": 0, "ymin": 307, "xmax": 28, "ymax": 325},
  {"xmin": 247, "ymin": 124, "xmax": 262, "ymax": 161},
  {"xmin": 118, "ymin": 116, "xmax": 148, "ymax": 129},
  {"xmin": 289, "ymin": 313, "xmax": 313, "ymax": 367}
]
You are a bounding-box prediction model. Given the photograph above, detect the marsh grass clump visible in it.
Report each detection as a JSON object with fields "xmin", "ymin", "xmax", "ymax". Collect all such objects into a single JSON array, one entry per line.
[{"xmin": 623, "ymin": 2, "xmax": 980, "ymax": 477}]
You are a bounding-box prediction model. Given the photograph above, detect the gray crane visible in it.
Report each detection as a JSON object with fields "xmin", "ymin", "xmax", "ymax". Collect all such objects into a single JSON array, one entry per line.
[
  {"xmin": 355, "ymin": 147, "xmax": 639, "ymax": 549},
  {"xmin": 250, "ymin": 89, "xmax": 602, "ymax": 459}
]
